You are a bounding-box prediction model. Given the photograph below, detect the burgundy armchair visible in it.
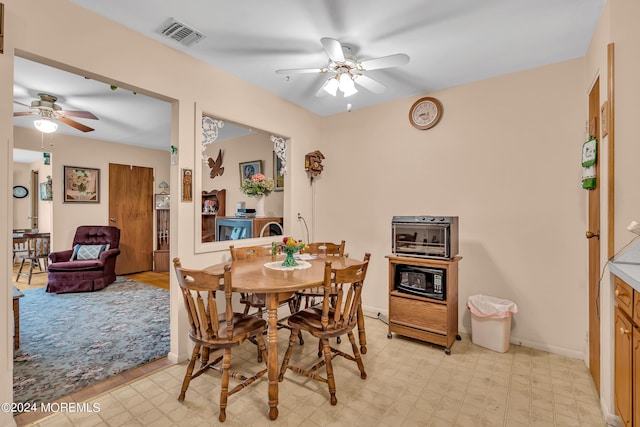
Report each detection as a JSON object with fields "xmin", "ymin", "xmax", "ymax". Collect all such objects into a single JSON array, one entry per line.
[{"xmin": 46, "ymin": 226, "xmax": 121, "ymax": 294}]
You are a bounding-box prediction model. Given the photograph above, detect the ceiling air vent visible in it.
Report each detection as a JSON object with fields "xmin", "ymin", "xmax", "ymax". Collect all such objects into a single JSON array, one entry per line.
[{"xmin": 155, "ymin": 18, "xmax": 206, "ymax": 47}]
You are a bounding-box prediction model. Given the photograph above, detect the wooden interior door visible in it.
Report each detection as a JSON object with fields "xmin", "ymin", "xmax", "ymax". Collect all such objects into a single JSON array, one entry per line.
[
  {"xmin": 587, "ymin": 78, "xmax": 601, "ymax": 393},
  {"xmin": 109, "ymin": 163, "xmax": 153, "ymax": 274}
]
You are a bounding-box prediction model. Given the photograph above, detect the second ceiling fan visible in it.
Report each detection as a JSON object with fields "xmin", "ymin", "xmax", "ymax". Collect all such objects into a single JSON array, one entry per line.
[
  {"xmin": 276, "ymin": 37, "xmax": 410, "ymax": 97},
  {"xmin": 14, "ymin": 93, "xmax": 99, "ymax": 133}
]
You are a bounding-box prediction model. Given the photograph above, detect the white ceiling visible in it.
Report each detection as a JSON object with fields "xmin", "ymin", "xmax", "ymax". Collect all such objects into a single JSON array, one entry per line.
[{"xmin": 13, "ymin": 0, "xmax": 604, "ymax": 151}]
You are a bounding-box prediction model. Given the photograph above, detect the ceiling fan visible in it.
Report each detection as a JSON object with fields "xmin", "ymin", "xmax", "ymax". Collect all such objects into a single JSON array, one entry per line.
[
  {"xmin": 276, "ymin": 37, "xmax": 410, "ymax": 98},
  {"xmin": 14, "ymin": 93, "xmax": 99, "ymax": 133}
]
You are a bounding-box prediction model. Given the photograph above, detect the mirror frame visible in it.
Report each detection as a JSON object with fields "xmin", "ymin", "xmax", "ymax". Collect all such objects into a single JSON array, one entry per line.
[{"xmin": 193, "ymin": 103, "xmax": 289, "ymax": 253}]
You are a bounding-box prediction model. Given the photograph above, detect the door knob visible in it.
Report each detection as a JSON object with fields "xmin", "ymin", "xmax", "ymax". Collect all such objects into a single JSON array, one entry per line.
[
  {"xmin": 585, "ymin": 231, "xmax": 600, "ymax": 239},
  {"xmin": 110, "ymin": 217, "xmax": 117, "ymax": 223},
  {"xmin": 620, "ymin": 327, "xmax": 631, "ymax": 335}
]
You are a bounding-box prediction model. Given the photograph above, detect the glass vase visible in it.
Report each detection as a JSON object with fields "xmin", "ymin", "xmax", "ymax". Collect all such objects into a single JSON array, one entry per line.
[{"xmin": 281, "ymin": 248, "xmax": 298, "ymax": 267}]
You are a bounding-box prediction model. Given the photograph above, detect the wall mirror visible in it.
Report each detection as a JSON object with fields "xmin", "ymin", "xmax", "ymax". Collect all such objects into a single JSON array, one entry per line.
[{"xmin": 194, "ymin": 108, "xmax": 286, "ymax": 252}]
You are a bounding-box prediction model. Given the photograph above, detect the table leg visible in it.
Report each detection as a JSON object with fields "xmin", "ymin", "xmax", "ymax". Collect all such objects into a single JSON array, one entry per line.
[
  {"xmin": 266, "ymin": 293, "xmax": 279, "ymax": 420},
  {"xmin": 13, "ymin": 298, "xmax": 19, "ymax": 349}
]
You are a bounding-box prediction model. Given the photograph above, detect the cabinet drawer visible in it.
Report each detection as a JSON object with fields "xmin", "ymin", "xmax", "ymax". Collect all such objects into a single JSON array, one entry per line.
[
  {"xmin": 615, "ymin": 277, "xmax": 634, "ymax": 320},
  {"xmin": 389, "ymin": 295, "xmax": 447, "ymax": 334}
]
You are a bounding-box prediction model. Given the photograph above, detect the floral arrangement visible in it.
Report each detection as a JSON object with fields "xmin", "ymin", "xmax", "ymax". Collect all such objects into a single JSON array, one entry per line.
[
  {"xmin": 241, "ymin": 173, "xmax": 275, "ymax": 197},
  {"xmin": 275, "ymin": 237, "xmax": 307, "ymax": 267},
  {"xmin": 279, "ymin": 237, "xmax": 306, "ymax": 252},
  {"xmin": 70, "ymin": 170, "xmax": 90, "ymax": 193}
]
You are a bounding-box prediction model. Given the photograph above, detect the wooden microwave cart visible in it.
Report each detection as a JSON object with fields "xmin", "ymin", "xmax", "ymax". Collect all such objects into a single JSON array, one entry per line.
[{"xmin": 386, "ymin": 255, "xmax": 462, "ymax": 355}]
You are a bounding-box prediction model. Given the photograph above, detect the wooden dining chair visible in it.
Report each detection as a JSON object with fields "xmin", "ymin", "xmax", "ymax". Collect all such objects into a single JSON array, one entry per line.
[
  {"xmin": 229, "ymin": 244, "xmax": 272, "ymax": 317},
  {"xmin": 173, "ymin": 258, "xmax": 268, "ymax": 423},
  {"xmin": 295, "ymin": 241, "xmax": 346, "ymax": 312},
  {"xmin": 229, "ymin": 244, "xmax": 297, "ymax": 318},
  {"xmin": 12, "ymin": 236, "xmax": 29, "ymax": 266},
  {"xmin": 278, "ymin": 254, "xmax": 370, "ymax": 406},
  {"xmin": 16, "ymin": 233, "xmax": 51, "ymax": 284}
]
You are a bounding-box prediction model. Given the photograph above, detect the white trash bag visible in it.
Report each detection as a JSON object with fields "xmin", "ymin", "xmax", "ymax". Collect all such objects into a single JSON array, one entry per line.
[{"xmin": 467, "ymin": 294, "xmax": 518, "ymax": 319}]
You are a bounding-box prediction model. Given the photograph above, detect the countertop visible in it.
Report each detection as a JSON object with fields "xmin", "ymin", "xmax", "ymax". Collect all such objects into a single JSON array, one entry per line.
[{"xmin": 609, "ymin": 241, "xmax": 640, "ymax": 291}]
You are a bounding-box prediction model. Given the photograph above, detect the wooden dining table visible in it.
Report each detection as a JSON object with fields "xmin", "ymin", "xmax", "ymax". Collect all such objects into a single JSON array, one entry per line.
[{"xmin": 203, "ymin": 254, "xmax": 363, "ymax": 420}]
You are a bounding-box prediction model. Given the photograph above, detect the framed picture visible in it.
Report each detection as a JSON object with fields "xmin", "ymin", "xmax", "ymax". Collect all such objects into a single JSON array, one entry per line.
[
  {"xmin": 63, "ymin": 166, "xmax": 100, "ymax": 203},
  {"xmin": 239, "ymin": 160, "xmax": 262, "ymax": 185},
  {"xmin": 40, "ymin": 182, "xmax": 52, "ymax": 201},
  {"xmin": 182, "ymin": 168, "xmax": 193, "ymax": 202},
  {"xmin": 601, "ymin": 101, "xmax": 609, "ymax": 138},
  {"xmin": 273, "ymin": 151, "xmax": 284, "ymax": 191},
  {"xmin": 155, "ymin": 194, "xmax": 170, "ymax": 210}
]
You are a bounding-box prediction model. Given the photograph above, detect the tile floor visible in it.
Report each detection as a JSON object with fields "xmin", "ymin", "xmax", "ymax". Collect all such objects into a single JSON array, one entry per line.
[{"xmin": 25, "ymin": 317, "xmax": 606, "ymax": 426}]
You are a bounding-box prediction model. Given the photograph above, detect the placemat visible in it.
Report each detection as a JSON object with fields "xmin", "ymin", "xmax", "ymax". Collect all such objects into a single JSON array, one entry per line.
[{"xmin": 264, "ymin": 260, "xmax": 312, "ymax": 271}]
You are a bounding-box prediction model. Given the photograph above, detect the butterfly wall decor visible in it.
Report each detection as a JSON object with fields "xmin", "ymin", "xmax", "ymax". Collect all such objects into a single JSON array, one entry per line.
[{"xmin": 208, "ymin": 149, "xmax": 224, "ymax": 179}]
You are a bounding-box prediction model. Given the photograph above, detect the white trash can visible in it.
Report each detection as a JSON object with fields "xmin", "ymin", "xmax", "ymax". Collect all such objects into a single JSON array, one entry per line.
[{"xmin": 467, "ymin": 294, "xmax": 518, "ymax": 353}]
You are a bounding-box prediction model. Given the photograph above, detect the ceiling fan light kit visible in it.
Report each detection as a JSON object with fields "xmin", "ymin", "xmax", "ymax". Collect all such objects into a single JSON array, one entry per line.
[
  {"xmin": 34, "ymin": 118, "xmax": 58, "ymax": 133},
  {"xmin": 322, "ymin": 77, "xmax": 340, "ymax": 96},
  {"xmin": 14, "ymin": 93, "xmax": 99, "ymax": 133},
  {"xmin": 276, "ymin": 37, "xmax": 409, "ymax": 101},
  {"xmin": 338, "ymin": 73, "xmax": 357, "ymax": 97}
]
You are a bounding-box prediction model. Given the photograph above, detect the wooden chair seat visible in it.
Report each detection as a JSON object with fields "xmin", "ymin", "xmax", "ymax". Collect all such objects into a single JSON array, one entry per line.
[
  {"xmin": 173, "ymin": 258, "xmax": 268, "ymax": 423},
  {"xmin": 190, "ymin": 313, "xmax": 267, "ymax": 345},
  {"xmin": 279, "ymin": 254, "xmax": 370, "ymax": 406},
  {"xmin": 287, "ymin": 307, "xmax": 353, "ymax": 338}
]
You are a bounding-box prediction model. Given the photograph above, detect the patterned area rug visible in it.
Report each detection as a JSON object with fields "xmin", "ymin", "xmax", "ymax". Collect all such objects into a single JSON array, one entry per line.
[{"xmin": 13, "ymin": 278, "xmax": 170, "ymax": 406}]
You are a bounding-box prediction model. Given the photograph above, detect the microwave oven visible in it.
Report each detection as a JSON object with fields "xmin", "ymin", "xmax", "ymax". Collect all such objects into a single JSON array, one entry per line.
[
  {"xmin": 393, "ymin": 264, "xmax": 446, "ymax": 300},
  {"xmin": 392, "ymin": 215, "xmax": 459, "ymax": 260}
]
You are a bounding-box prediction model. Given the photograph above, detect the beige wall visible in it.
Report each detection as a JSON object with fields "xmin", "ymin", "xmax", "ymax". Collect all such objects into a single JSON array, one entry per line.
[
  {"xmin": 12, "ymin": 157, "xmax": 53, "ymax": 233},
  {"xmin": 322, "ymin": 58, "xmax": 588, "ymax": 356},
  {"xmin": 12, "ymin": 163, "xmax": 32, "ymax": 229},
  {"xmin": 1, "ymin": 3, "xmax": 322, "ymax": 413},
  {"xmin": 3, "ymin": 1, "xmax": 636, "ymax": 425},
  {"xmin": 13, "ymin": 127, "xmax": 171, "ymax": 252}
]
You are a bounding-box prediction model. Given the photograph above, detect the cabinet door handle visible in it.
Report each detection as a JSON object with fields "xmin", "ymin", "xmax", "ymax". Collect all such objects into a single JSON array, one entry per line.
[
  {"xmin": 620, "ymin": 327, "xmax": 631, "ymax": 335},
  {"xmin": 615, "ymin": 289, "xmax": 620, "ymax": 297}
]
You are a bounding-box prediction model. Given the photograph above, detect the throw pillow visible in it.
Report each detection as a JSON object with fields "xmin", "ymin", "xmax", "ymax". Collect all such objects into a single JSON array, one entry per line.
[{"xmin": 71, "ymin": 244, "xmax": 110, "ymax": 261}]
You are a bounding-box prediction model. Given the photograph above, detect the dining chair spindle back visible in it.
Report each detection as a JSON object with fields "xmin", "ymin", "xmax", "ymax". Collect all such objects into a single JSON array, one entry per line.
[
  {"xmin": 278, "ymin": 253, "xmax": 371, "ymax": 406},
  {"xmin": 173, "ymin": 257, "xmax": 268, "ymax": 422}
]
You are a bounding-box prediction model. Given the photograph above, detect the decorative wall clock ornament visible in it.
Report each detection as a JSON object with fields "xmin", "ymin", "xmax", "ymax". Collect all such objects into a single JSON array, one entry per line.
[
  {"xmin": 305, "ymin": 150, "xmax": 325, "ymax": 177},
  {"xmin": 409, "ymin": 97, "xmax": 443, "ymax": 130}
]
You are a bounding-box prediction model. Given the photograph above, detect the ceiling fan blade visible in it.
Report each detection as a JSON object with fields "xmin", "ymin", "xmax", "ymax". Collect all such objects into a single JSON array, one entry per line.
[
  {"xmin": 58, "ymin": 110, "xmax": 99, "ymax": 120},
  {"xmin": 14, "ymin": 100, "xmax": 32, "ymax": 108},
  {"xmin": 353, "ymin": 75, "xmax": 387, "ymax": 94},
  {"xmin": 57, "ymin": 116, "xmax": 95, "ymax": 132},
  {"xmin": 359, "ymin": 53, "xmax": 410, "ymax": 71},
  {"xmin": 320, "ymin": 37, "xmax": 345, "ymax": 63},
  {"xmin": 13, "ymin": 111, "xmax": 37, "ymax": 117},
  {"xmin": 276, "ymin": 68, "xmax": 325, "ymax": 75}
]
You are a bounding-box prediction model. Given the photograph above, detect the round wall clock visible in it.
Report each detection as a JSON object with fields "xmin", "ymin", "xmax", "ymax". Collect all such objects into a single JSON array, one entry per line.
[
  {"xmin": 409, "ymin": 97, "xmax": 443, "ymax": 130},
  {"xmin": 13, "ymin": 185, "xmax": 29, "ymax": 199}
]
